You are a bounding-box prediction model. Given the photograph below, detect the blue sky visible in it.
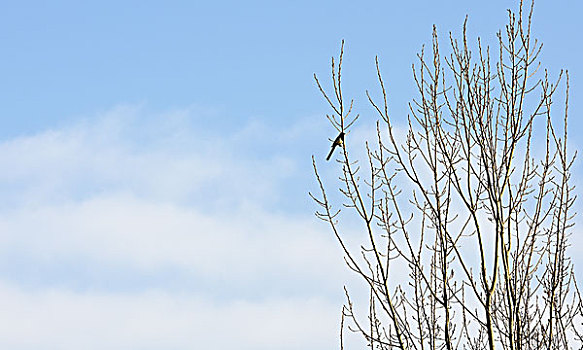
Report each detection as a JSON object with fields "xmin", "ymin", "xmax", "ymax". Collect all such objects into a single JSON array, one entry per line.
[{"xmin": 0, "ymin": 1, "xmax": 581, "ymax": 349}]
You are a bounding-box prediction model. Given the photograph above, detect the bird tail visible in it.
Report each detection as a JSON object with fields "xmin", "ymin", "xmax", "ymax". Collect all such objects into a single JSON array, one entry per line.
[{"xmin": 326, "ymin": 146, "xmax": 336, "ymax": 161}]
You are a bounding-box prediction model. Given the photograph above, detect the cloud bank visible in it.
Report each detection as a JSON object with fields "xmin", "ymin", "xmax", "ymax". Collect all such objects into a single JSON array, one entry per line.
[{"xmin": 0, "ymin": 105, "xmax": 352, "ymax": 349}]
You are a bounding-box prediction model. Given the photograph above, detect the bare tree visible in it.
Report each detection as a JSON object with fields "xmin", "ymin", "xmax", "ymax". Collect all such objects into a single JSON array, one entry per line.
[{"xmin": 310, "ymin": 1, "xmax": 583, "ymax": 349}]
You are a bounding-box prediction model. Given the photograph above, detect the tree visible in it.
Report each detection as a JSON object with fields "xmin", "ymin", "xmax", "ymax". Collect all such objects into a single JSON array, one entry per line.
[{"xmin": 310, "ymin": 1, "xmax": 582, "ymax": 348}]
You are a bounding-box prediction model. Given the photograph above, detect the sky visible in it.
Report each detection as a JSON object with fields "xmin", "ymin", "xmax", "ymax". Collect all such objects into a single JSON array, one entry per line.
[{"xmin": 0, "ymin": 1, "xmax": 581, "ymax": 349}]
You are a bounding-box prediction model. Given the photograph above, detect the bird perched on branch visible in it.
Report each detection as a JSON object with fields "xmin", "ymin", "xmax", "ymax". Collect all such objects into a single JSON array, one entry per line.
[{"xmin": 326, "ymin": 131, "xmax": 345, "ymax": 161}]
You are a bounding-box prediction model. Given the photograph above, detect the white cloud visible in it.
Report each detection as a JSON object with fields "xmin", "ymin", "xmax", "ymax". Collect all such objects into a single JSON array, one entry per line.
[
  {"xmin": 0, "ymin": 104, "xmax": 295, "ymax": 208},
  {"xmin": 0, "ymin": 282, "xmax": 339, "ymax": 350},
  {"xmin": 0, "ymin": 194, "xmax": 344, "ymax": 286},
  {"xmin": 0, "ymin": 105, "xmax": 352, "ymax": 349}
]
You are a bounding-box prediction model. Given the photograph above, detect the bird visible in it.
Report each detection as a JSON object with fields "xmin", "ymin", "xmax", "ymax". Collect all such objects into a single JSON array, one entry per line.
[{"xmin": 326, "ymin": 131, "xmax": 345, "ymax": 161}]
